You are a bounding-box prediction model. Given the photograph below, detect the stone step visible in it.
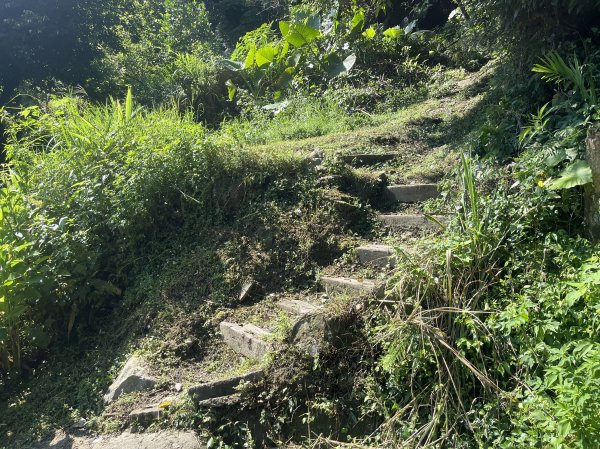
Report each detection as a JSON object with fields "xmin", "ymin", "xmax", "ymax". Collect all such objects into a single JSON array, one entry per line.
[
  {"xmin": 220, "ymin": 322, "xmax": 272, "ymax": 359},
  {"xmin": 276, "ymin": 299, "xmax": 323, "ymax": 316},
  {"xmin": 339, "ymin": 153, "xmax": 398, "ymax": 166},
  {"xmin": 129, "ymin": 405, "xmax": 163, "ymax": 428},
  {"xmin": 188, "ymin": 370, "xmax": 264, "ymax": 403},
  {"xmin": 386, "ymin": 184, "xmax": 439, "ymax": 203},
  {"xmin": 378, "ymin": 214, "xmax": 446, "ymax": 230},
  {"xmin": 129, "ymin": 396, "xmax": 175, "ymax": 428},
  {"xmin": 357, "ymin": 244, "xmax": 396, "ymax": 268},
  {"xmin": 321, "ymin": 276, "xmax": 385, "ymax": 298}
]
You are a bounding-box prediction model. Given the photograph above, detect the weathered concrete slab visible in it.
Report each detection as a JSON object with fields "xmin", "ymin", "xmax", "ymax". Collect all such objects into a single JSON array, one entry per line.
[
  {"xmin": 197, "ymin": 394, "xmax": 242, "ymax": 408},
  {"xmin": 378, "ymin": 214, "xmax": 446, "ymax": 230},
  {"xmin": 321, "ymin": 276, "xmax": 385, "ymax": 298},
  {"xmin": 276, "ymin": 299, "xmax": 323, "ymax": 316},
  {"xmin": 188, "ymin": 370, "xmax": 264, "ymax": 402},
  {"xmin": 30, "ymin": 430, "xmax": 203, "ymax": 449},
  {"xmin": 219, "ymin": 322, "xmax": 272, "ymax": 359},
  {"xmin": 103, "ymin": 357, "xmax": 157, "ymax": 404},
  {"xmin": 338, "ymin": 153, "xmax": 398, "ymax": 166},
  {"xmin": 129, "ymin": 406, "xmax": 162, "ymax": 428},
  {"xmin": 386, "ymin": 184, "xmax": 439, "ymax": 203},
  {"xmin": 357, "ymin": 244, "xmax": 395, "ymax": 268}
]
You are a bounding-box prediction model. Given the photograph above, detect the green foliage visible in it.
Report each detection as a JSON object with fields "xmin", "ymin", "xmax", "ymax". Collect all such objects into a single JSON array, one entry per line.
[
  {"xmin": 533, "ymin": 52, "xmax": 598, "ymax": 106},
  {"xmin": 91, "ymin": 2, "xmax": 229, "ymax": 123},
  {"xmin": 0, "ymin": 177, "xmax": 53, "ymax": 371},
  {"xmin": 520, "ymin": 51, "xmax": 599, "ymax": 191},
  {"xmin": 225, "ymin": 5, "xmax": 372, "ymax": 103},
  {"xmin": 548, "ymin": 160, "xmax": 593, "ymax": 190},
  {"xmin": 0, "ymin": 90, "xmax": 322, "ymax": 374}
]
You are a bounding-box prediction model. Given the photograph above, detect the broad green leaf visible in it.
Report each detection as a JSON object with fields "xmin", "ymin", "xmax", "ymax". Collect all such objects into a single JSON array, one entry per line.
[
  {"xmin": 383, "ymin": 27, "xmax": 403, "ymax": 39},
  {"xmin": 225, "ymin": 80, "xmax": 236, "ymax": 101},
  {"xmin": 288, "ymin": 50, "xmax": 303, "ymax": 67},
  {"xmin": 544, "ymin": 148, "xmax": 568, "ymax": 167},
  {"xmin": 280, "ymin": 41, "xmax": 290, "ymax": 60},
  {"xmin": 548, "ymin": 160, "xmax": 593, "ymax": 190},
  {"xmin": 279, "ymin": 21, "xmax": 321, "ymax": 48},
  {"xmin": 276, "ymin": 66, "xmax": 295, "ymax": 90},
  {"xmin": 351, "ymin": 9, "xmax": 365, "ymax": 33},
  {"xmin": 325, "ymin": 54, "xmax": 357, "ymax": 78},
  {"xmin": 255, "ymin": 46, "xmax": 277, "ymax": 67},
  {"xmin": 221, "ymin": 59, "xmax": 243, "ymax": 72},
  {"xmin": 343, "ymin": 54, "xmax": 357, "ymax": 72},
  {"xmin": 363, "ymin": 27, "xmax": 376, "ymax": 39},
  {"xmin": 244, "ymin": 44, "xmax": 256, "ymax": 69}
]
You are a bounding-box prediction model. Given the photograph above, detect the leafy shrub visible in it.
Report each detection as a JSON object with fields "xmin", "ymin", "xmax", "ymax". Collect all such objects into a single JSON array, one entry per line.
[{"xmin": 0, "ymin": 91, "xmax": 312, "ymax": 374}]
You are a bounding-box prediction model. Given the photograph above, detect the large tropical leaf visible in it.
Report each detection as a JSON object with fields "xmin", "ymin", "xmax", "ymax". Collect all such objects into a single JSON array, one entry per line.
[
  {"xmin": 549, "ymin": 160, "xmax": 593, "ymax": 190},
  {"xmin": 324, "ymin": 54, "xmax": 357, "ymax": 78},
  {"xmin": 383, "ymin": 27, "xmax": 403, "ymax": 39},
  {"xmin": 221, "ymin": 59, "xmax": 243, "ymax": 72},
  {"xmin": 225, "ymin": 80, "xmax": 236, "ymax": 101},
  {"xmin": 351, "ymin": 9, "xmax": 365, "ymax": 33},
  {"xmin": 244, "ymin": 44, "xmax": 256, "ymax": 69},
  {"xmin": 255, "ymin": 46, "xmax": 277, "ymax": 67},
  {"xmin": 279, "ymin": 21, "xmax": 321, "ymax": 48}
]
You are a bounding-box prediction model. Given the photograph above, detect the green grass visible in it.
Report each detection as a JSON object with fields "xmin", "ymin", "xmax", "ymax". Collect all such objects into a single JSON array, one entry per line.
[{"xmin": 0, "ymin": 62, "xmax": 495, "ymax": 447}]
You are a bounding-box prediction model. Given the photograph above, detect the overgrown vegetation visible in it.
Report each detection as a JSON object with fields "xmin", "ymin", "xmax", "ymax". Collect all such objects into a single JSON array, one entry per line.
[{"xmin": 2, "ymin": 0, "xmax": 600, "ymax": 447}]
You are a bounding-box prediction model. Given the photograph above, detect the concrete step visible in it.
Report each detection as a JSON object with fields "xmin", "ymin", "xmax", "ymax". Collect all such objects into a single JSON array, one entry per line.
[
  {"xmin": 339, "ymin": 153, "xmax": 398, "ymax": 166},
  {"xmin": 129, "ymin": 396, "xmax": 174, "ymax": 428},
  {"xmin": 188, "ymin": 370, "xmax": 264, "ymax": 403},
  {"xmin": 357, "ymin": 244, "xmax": 395, "ymax": 268},
  {"xmin": 378, "ymin": 214, "xmax": 446, "ymax": 230},
  {"xmin": 321, "ymin": 276, "xmax": 384, "ymax": 298},
  {"xmin": 276, "ymin": 299, "xmax": 323, "ymax": 316},
  {"xmin": 219, "ymin": 322, "xmax": 272, "ymax": 359},
  {"xmin": 129, "ymin": 405, "xmax": 163, "ymax": 428},
  {"xmin": 386, "ymin": 184, "xmax": 439, "ymax": 203}
]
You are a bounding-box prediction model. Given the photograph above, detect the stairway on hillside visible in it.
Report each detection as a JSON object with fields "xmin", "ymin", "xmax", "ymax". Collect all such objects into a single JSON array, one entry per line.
[{"xmin": 123, "ymin": 151, "xmax": 445, "ymax": 431}]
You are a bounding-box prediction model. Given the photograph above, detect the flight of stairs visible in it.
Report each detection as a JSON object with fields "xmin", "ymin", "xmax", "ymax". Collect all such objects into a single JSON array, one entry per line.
[{"xmin": 129, "ymin": 152, "xmax": 443, "ymax": 426}]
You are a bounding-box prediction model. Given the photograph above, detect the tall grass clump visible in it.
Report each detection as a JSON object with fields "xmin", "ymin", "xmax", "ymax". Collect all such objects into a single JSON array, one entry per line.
[
  {"xmin": 363, "ymin": 148, "xmax": 577, "ymax": 447},
  {"xmin": 0, "ymin": 91, "xmax": 305, "ymax": 374}
]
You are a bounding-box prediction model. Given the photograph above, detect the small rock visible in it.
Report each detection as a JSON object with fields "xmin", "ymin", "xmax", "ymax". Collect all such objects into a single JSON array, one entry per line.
[
  {"xmin": 174, "ymin": 383, "xmax": 183, "ymax": 392},
  {"xmin": 71, "ymin": 418, "xmax": 86, "ymax": 429},
  {"xmin": 308, "ymin": 149, "xmax": 325, "ymax": 169},
  {"xmin": 239, "ymin": 281, "xmax": 256, "ymax": 302},
  {"xmin": 103, "ymin": 356, "xmax": 157, "ymax": 404}
]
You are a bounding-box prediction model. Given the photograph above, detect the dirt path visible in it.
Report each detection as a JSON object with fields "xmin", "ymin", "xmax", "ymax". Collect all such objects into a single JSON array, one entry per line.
[{"xmin": 30, "ymin": 430, "xmax": 203, "ymax": 449}]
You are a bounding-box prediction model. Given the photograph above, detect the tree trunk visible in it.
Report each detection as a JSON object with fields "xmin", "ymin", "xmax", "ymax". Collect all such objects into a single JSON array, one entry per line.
[{"xmin": 584, "ymin": 127, "xmax": 600, "ymax": 241}]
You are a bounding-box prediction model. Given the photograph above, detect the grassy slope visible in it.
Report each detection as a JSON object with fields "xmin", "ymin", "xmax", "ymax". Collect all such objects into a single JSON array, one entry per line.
[{"xmin": 0, "ymin": 63, "xmax": 494, "ymax": 448}]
